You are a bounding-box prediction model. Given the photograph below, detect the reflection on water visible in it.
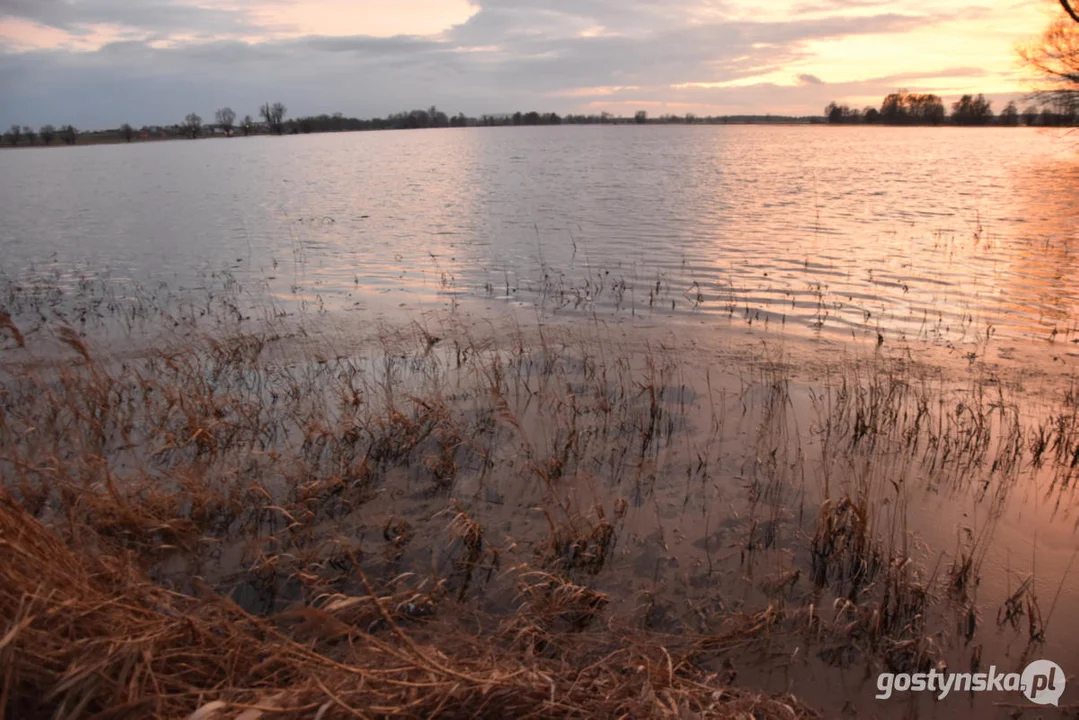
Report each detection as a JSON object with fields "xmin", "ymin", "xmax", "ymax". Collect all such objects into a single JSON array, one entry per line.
[
  {"xmin": 1000, "ymin": 158, "xmax": 1079, "ymax": 337},
  {"xmin": 1, "ymin": 126, "xmax": 1078, "ymax": 348}
]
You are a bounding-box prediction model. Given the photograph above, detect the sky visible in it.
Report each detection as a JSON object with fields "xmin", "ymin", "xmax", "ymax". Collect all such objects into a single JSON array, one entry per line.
[{"xmin": 0, "ymin": 0, "xmax": 1065, "ymax": 129}]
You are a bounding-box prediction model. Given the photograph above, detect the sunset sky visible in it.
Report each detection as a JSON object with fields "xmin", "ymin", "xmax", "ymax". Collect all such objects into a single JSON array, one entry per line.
[{"xmin": 0, "ymin": 0, "xmax": 1064, "ymax": 128}]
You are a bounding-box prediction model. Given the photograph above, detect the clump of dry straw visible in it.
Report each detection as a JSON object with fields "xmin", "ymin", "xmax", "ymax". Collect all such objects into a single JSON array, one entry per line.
[{"xmin": 0, "ymin": 489, "xmax": 818, "ymax": 719}]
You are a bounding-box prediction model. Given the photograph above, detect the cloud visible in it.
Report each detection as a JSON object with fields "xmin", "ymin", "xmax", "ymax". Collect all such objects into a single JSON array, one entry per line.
[
  {"xmin": 793, "ymin": 0, "xmax": 902, "ymax": 14},
  {"xmin": 554, "ymin": 85, "xmax": 642, "ymax": 97},
  {"xmin": 0, "ymin": 0, "xmax": 1040, "ymax": 127},
  {"xmin": 0, "ymin": 0, "xmax": 278, "ymax": 38}
]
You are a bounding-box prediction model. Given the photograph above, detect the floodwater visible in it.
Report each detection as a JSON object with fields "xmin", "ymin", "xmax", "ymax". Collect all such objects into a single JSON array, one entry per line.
[
  {"xmin": 2, "ymin": 125, "xmax": 1079, "ymax": 719},
  {"xmin": 1, "ymin": 125, "xmax": 1079, "ymax": 350}
]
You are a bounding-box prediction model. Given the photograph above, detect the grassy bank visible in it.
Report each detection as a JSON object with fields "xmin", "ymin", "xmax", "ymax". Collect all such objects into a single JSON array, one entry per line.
[{"xmin": 0, "ymin": 294, "xmax": 1076, "ymax": 717}]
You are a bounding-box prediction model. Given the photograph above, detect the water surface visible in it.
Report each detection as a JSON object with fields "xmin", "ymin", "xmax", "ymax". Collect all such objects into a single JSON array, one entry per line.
[{"xmin": 2, "ymin": 125, "xmax": 1078, "ymax": 351}]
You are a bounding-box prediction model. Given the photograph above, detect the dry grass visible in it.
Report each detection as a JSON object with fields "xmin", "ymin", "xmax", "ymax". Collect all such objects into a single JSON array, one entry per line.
[
  {"xmin": 0, "ymin": 489, "xmax": 820, "ymax": 720},
  {"xmin": 1, "ymin": 273, "xmax": 1078, "ymax": 717}
]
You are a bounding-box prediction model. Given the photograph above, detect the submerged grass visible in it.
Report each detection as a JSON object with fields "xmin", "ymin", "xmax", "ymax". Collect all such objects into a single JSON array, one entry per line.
[{"xmin": 0, "ymin": 275, "xmax": 1077, "ymax": 717}]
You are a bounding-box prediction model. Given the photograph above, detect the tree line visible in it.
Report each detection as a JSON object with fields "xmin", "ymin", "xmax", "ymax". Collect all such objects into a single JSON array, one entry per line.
[
  {"xmin": 825, "ymin": 91, "xmax": 1078, "ymax": 126},
  {"xmin": 2, "ymin": 102, "xmax": 829, "ymax": 147},
  {"xmin": 1, "ymin": 101, "xmax": 290, "ymax": 147},
  {"xmin": 13, "ymin": 91, "xmax": 1065, "ymax": 147},
  {"xmin": 1, "ymin": 124, "xmax": 78, "ymax": 147},
  {"xmin": 178, "ymin": 102, "xmax": 287, "ymax": 138}
]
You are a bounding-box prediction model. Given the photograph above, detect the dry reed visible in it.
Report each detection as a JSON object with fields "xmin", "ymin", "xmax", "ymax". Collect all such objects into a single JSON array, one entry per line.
[{"xmin": 0, "ymin": 489, "xmax": 819, "ymax": 719}]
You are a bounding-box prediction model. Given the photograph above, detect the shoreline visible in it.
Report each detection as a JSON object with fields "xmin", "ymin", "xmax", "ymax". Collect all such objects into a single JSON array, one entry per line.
[{"xmin": 0, "ymin": 120, "xmax": 1052, "ymax": 151}]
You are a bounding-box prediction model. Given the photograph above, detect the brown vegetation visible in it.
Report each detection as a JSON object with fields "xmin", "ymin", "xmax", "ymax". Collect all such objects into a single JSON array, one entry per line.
[
  {"xmin": 0, "ymin": 272, "xmax": 1075, "ymax": 717},
  {"xmin": 0, "ymin": 487, "xmax": 824, "ymax": 719}
]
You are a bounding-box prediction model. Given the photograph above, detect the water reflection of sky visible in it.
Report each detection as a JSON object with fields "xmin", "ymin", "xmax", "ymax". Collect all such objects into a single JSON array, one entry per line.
[
  {"xmin": 998, "ymin": 158, "xmax": 1079, "ymax": 335},
  {"xmin": 1, "ymin": 126, "xmax": 1078, "ymax": 350}
]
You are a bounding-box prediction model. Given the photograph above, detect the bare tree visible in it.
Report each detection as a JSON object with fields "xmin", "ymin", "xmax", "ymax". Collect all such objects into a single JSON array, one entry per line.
[
  {"xmin": 60, "ymin": 125, "xmax": 77, "ymax": 145},
  {"xmin": 39, "ymin": 125, "xmax": 56, "ymax": 145},
  {"xmin": 1019, "ymin": 13, "xmax": 1079, "ymax": 116},
  {"xmin": 215, "ymin": 107, "xmax": 236, "ymax": 137},
  {"xmin": 240, "ymin": 114, "xmax": 254, "ymax": 136},
  {"xmin": 22, "ymin": 126, "xmax": 35, "ymax": 145},
  {"xmin": 120, "ymin": 123, "xmax": 135, "ymax": 142},
  {"xmin": 183, "ymin": 113, "xmax": 203, "ymax": 139},
  {"xmin": 259, "ymin": 102, "xmax": 287, "ymax": 135},
  {"xmin": 6, "ymin": 124, "xmax": 22, "ymax": 146},
  {"xmin": 999, "ymin": 101, "xmax": 1020, "ymax": 126}
]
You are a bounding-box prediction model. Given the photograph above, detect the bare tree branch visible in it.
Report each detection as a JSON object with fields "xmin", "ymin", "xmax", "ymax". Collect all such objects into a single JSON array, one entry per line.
[
  {"xmin": 1062, "ymin": 0, "xmax": 1079, "ymax": 24},
  {"xmin": 1018, "ymin": 16, "xmax": 1079, "ymax": 123}
]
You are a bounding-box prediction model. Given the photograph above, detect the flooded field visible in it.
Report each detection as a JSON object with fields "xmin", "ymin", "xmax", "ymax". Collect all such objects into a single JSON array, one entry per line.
[
  {"xmin": 2, "ymin": 125, "xmax": 1079, "ymax": 718},
  {"xmin": 2, "ymin": 125, "xmax": 1079, "ymax": 346}
]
